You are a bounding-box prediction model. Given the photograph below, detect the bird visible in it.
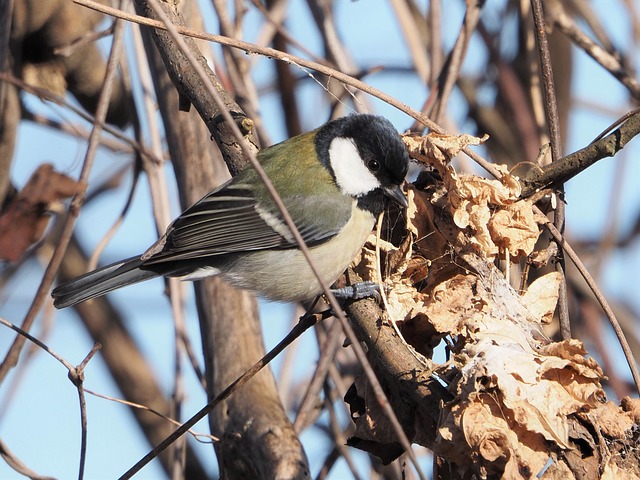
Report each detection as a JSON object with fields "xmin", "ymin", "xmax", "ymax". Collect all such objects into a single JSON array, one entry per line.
[{"xmin": 52, "ymin": 114, "xmax": 410, "ymax": 309}]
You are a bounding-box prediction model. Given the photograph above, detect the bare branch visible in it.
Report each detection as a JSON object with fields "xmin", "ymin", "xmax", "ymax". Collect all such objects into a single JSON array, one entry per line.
[
  {"xmin": 519, "ymin": 109, "xmax": 640, "ymax": 197},
  {"xmin": 531, "ymin": 0, "xmax": 571, "ymax": 339}
]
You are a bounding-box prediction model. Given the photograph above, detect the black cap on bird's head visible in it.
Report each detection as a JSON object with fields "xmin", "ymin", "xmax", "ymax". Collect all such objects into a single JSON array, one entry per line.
[{"xmin": 315, "ymin": 114, "xmax": 410, "ymax": 213}]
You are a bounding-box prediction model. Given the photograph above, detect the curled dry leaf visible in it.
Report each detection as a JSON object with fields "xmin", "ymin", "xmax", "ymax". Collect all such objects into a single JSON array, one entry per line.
[
  {"xmin": 521, "ymin": 271, "xmax": 563, "ymax": 324},
  {"xmin": 351, "ymin": 189, "xmax": 432, "ymax": 323},
  {"xmin": 459, "ymin": 400, "xmax": 549, "ymax": 479},
  {"xmin": 487, "ymin": 199, "xmax": 539, "ymax": 257},
  {"xmin": 587, "ymin": 401, "xmax": 635, "ymax": 439},
  {"xmin": 345, "ymin": 376, "xmax": 405, "ymax": 462},
  {"xmin": 423, "ymin": 274, "xmax": 481, "ymax": 335},
  {"xmin": 350, "ymin": 233, "xmax": 395, "ymax": 285},
  {"xmin": 0, "ymin": 164, "xmax": 84, "ymax": 261},
  {"xmin": 621, "ymin": 397, "xmax": 640, "ymax": 423},
  {"xmin": 528, "ymin": 242, "xmax": 559, "ymax": 268},
  {"xmin": 402, "ymin": 131, "xmax": 489, "ymax": 176},
  {"xmin": 601, "ymin": 461, "xmax": 640, "ymax": 480},
  {"xmin": 446, "ymin": 169, "xmax": 539, "ymax": 260}
]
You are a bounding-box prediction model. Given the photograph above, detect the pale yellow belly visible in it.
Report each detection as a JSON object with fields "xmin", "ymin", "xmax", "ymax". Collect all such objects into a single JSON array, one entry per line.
[{"xmin": 219, "ymin": 205, "xmax": 376, "ymax": 302}]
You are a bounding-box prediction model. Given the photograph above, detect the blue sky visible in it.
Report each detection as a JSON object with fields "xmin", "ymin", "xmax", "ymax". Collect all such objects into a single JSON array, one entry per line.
[{"xmin": 1, "ymin": 1, "xmax": 639, "ymax": 478}]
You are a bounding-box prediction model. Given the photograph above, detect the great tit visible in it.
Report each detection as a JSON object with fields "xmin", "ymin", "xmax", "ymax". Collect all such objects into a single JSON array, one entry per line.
[{"xmin": 52, "ymin": 114, "xmax": 410, "ymax": 309}]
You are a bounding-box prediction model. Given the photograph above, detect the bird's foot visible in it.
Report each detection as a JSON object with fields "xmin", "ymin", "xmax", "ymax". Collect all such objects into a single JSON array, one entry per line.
[{"xmin": 330, "ymin": 281, "xmax": 381, "ymax": 303}]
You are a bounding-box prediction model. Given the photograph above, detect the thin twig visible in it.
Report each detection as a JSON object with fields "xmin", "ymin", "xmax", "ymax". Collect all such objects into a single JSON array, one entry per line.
[
  {"xmin": 0, "ymin": 316, "xmax": 75, "ymax": 371},
  {"xmin": 567, "ymin": 0, "xmax": 616, "ymax": 54},
  {"xmin": 0, "ymin": 438, "xmax": 56, "ymax": 480},
  {"xmin": 429, "ymin": 0, "xmax": 483, "ymax": 122},
  {"xmin": 0, "ymin": 316, "xmax": 102, "ymax": 479},
  {"xmin": 547, "ymin": 0, "xmax": 640, "ymax": 99},
  {"xmin": 212, "ymin": 0, "xmax": 266, "ymax": 142},
  {"xmin": 0, "ymin": 72, "xmax": 162, "ymax": 165},
  {"xmin": 72, "ymin": 0, "xmax": 438, "ymax": 130},
  {"xmin": 119, "ymin": 311, "xmax": 327, "ymax": 479},
  {"xmin": 581, "ymin": 303, "xmax": 630, "ymax": 398},
  {"xmin": 130, "ymin": 15, "xmax": 206, "ymax": 390},
  {"xmin": 306, "ymin": 0, "xmax": 366, "ymax": 116},
  {"xmin": 520, "ymin": 0, "xmax": 550, "ymax": 154},
  {"xmin": 531, "ymin": 0, "xmax": 571, "ymax": 339},
  {"xmin": 543, "ymin": 219, "xmax": 640, "ymax": 394},
  {"xmin": 429, "ymin": 0, "xmax": 443, "ymax": 83},
  {"xmin": 275, "ymin": 305, "xmax": 305, "ymax": 408},
  {"xmin": 315, "ymin": 445, "xmax": 342, "ymax": 480},
  {"xmin": 249, "ymin": 0, "xmax": 324, "ymax": 66},
  {"xmin": 263, "ymin": 0, "xmax": 303, "ymax": 136},
  {"xmin": 74, "ymin": 0, "xmax": 508, "ymax": 184},
  {"xmin": 133, "ymin": 15, "xmax": 192, "ymax": 477},
  {"xmin": 86, "ymin": 185, "xmax": 137, "ymax": 272},
  {"xmin": 307, "ymin": 0, "xmax": 357, "ymax": 76},
  {"xmin": 69, "ymin": 343, "xmax": 101, "ymax": 480},
  {"xmin": 22, "ymin": 109, "xmax": 134, "ymax": 154},
  {"xmin": 322, "ymin": 384, "xmax": 362, "ymax": 480},
  {"xmin": 294, "ymin": 319, "xmax": 344, "ymax": 431},
  {"xmin": 391, "ymin": 0, "xmax": 430, "ymax": 83},
  {"xmin": 83, "ymin": 388, "xmax": 218, "ymax": 442},
  {"xmin": 53, "ymin": 24, "xmax": 115, "ymax": 57},
  {"xmin": 519, "ymin": 109, "xmax": 640, "ymax": 197}
]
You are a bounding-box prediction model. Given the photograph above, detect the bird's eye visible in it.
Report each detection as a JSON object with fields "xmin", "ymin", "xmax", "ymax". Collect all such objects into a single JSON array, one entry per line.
[{"xmin": 367, "ymin": 159, "xmax": 380, "ymax": 172}]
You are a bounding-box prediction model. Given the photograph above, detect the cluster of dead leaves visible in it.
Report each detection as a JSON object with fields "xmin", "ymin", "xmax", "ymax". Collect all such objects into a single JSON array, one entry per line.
[
  {"xmin": 347, "ymin": 132, "xmax": 639, "ymax": 478},
  {"xmin": 406, "ymin": 132, "xmax": 542, "ymax": 260}
]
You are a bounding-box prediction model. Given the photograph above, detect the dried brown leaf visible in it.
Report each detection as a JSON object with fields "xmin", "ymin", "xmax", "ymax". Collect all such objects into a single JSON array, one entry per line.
[
  {"xmin": 406, "ymin": 133, "xmax": 542, "ymax": 261},
  {"xmin": 346, "ymin": 376, "xmax": 400, "ymax": 445},
  {"xmin": 437, "ymin": 332, "xmax": 606, "ymax": 477},
  {"xmin": 488, "ymin": 200, "xmax": 540, "ymax": 257},
  {"xmin": 461, "ymin": 400, "xmax": 550, "ymax": 478},
  {"xmin": 428, "ymin": 268, "xmax": 606, "ymax": 477},
  {"xmin": 403, "ymin": 131, "xmax": 488, "ymax": 176},
  {"xmin": 528, "ymin": 243, "xmax": 559, "ymax": 268},
  {"xmin": 521, "ymin": 271, "xmax": 562, "ymax": 324},
  {"xmin": 423, "ymin": 274, "xmax": 482, "ymax": 334},
  {"xmin": 588, "ymin": 401, "xmax": 635, "ymax": 438},
  {"xmin": 602, "ymin": 460, "xmax": 640, "ymax": 480},
  {"xmin": 621, "ymin": 397, "xmax": 640, "ymax": 423},
  {"xmin": 351, "ymin": 191, "xmax": 435, "ymax": 322},
  {"xmin": 0, "ymin": 164, "xmax": 83, "ymax": 261}
]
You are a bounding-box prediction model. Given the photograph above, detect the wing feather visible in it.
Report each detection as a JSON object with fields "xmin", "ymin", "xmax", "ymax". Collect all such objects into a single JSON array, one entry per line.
[{"xmin": 143, "ymin": 184, "xmax": 353, "ymax": 265}]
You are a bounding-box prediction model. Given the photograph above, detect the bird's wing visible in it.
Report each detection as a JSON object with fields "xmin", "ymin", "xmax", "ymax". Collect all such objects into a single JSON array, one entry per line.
[{"xmin": 142, "ymin": 182, "xmax": 354, "ymax": 264}]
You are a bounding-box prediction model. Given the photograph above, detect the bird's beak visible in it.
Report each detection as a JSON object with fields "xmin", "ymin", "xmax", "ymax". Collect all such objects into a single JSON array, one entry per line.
[{"xmin": 383, "ymin": 184, "xmax": 409, "ymax": 208}]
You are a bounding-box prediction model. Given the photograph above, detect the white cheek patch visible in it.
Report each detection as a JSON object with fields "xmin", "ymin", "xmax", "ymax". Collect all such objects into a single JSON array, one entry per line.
[{"xmin": 328, "ymin": 137, "xmax": 381, "ymax": 197}]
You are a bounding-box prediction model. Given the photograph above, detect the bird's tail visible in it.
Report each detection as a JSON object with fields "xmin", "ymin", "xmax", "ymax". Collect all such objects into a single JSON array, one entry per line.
[{"xmin": 52, "ymin": 256, "xmax": 159, "ymax": 309}]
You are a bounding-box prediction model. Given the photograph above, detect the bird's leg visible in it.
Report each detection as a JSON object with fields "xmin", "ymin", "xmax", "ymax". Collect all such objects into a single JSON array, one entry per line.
[{"xmin": 330, "ymin": 281, "xmax": 381, "ymax": 303}]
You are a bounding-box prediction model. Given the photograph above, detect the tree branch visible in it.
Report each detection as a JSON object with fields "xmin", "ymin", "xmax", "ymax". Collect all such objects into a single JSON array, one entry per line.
[{"xmin": 519, "ymin": 109, "xmax": 640, "ymax": 198}]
